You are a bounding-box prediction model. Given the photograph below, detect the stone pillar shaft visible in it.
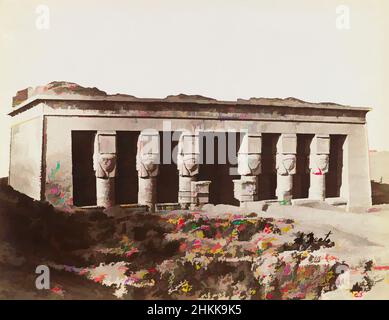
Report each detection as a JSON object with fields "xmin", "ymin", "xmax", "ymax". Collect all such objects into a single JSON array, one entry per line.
[
  {"xmin": 137, "ymin": 131, "xmax": 160, "ymax": 212},
  {"xmin": 177, "ymin": 133, "xmax": 199, "ymax": 209},
  {"xmin": 96, "ymin": 178, "xmax": 115, "ymax": 208},
  {"xmin": 276, "ymin": 174, "xmax": 293, "ymax": 201},
  {"xmin": 138, "ymin": 177, "xmax": 157, "ymax": 208},
  {"xmin": 309, "ymin": 134, "xmax": 330, "ymax": 201},
  {"xmin": 309, "ymin": 174, "xmax": 325, "ymax": 200},
  {"xmin": 179, "ymin": 176, "xmax": 196, "ymax": 206}
]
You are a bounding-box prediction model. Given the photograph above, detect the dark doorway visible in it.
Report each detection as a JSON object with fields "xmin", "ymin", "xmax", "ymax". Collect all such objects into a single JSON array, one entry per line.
[
  {"xmin": 293, "ymin": 134, "xmax": 314, "ymax": 199},
  {"xmin": 71, "ymin": 131, "xmax": 96, "ymax": 206},
  {"xmin": 258, "ymin": 133, "xmax": 279, "ymax": 200},
  {"xmin": 326, "ymin": 135, "xmax": 346, "ymax": 198},
  {"xmin": 198, "ymin": 132, "xmax": 242, "ymax": 206},
  {"xmin": 116, "ymin": 131, "xmax": 139, "ymax": 205},
  {"xmin": 157, "ymin": 131, "xmax": 180, "ymax": 203}
]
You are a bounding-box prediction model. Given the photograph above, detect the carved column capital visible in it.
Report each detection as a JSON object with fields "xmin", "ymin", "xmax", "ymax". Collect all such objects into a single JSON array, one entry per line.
[
  {"xmin": 275, "ymin": 134, "xmax": 297, "ymax": 175},
  {"xmin": 94, "ymin": 154, "xmax": 117, "ymax": 178},
  {"xmin": 93, "ymin": 131, "xmax": 117, "ymax": 179},
  {"xmin": 237, "ymin": 133, "xmax": 262, "ymax": 176},
  {"xmin": 136, "ymin": 131, "xmax": 160, "ymax": 178},
  {"xmin": 237, "ymin": 153, "xmax": 261, "ymax": 176},
  {"xmin": 275, "ymin": 134, "xmax": 297, "ymax": 201},
  {"xmin": 276, "ymin": 153, "xmax": 296, "ymax": 176},
  {"xmin": 309, "ymin": 134, "xmax": 330, "ymax": 175},
  {"xmin": 309, "ymin": 154, "xmax": 329, "ymax": 174},
  {"xmin": 177, "ymin": 133, "xmax": 199, "ymax": 177},
  {"xmin": 93, "ymin": 131, "xmax": 117, "ymax": 208}
]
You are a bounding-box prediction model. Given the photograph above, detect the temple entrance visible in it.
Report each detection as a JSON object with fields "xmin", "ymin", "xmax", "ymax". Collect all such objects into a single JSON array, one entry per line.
[
  {"xmin": 258, "ymin": 133, "xmax": 279, "ymax": 200},
  {"xmin": 71, "ymin": 131, "xmax": 97, "ymax": 206},
  {"xmin": 157, "ymin": 131, "xmax": 180, "ymax": 203},
  {"xmin": 198, "ymin": 132, "xmax": 242, "ymax": 206},
  {"xmin": 115, "ymin": 131, "xmax": 139, "ymax": 205},
  {"xmin": 293, "ymin": 134, "xmax": 314, "ymax": 199},
  {"xmin": 326, "ymin": 135, "xmax": 346, "ymax": 198}
]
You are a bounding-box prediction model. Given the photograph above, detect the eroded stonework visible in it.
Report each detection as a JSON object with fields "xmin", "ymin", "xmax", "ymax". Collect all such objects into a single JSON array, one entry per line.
[{"xmin": 8, "ymin": 82, "xmax": 372, "ymax": 211}]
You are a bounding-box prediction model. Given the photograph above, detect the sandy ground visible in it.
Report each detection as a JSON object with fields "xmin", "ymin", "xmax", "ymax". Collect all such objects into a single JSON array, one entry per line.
[
  {"xmin": 201, "ymin": 202, "xmax": 389, "ymax": 300},
  {"xmin": 1, "ymin": 177, "xmax": 388, "ymax": 300}
]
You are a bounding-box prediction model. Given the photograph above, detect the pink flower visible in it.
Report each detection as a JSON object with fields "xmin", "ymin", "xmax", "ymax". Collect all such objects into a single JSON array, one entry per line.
[
  {"xmin": 50, "ymin": 187, "xmax": 59, "ymax": 195},
  {"xmin": 126, "ymin": 248, "xmax": 139, "ymax": 257},
  {"xmin": 51, "ymin": 286, "xmax": 64, "ymax": 296},
  {"xmin": 93, "ymin": 274, "xmax": 106, "ymax": 283},
  {"xmin": 283, "ymin": 263, "xmax": 291, "ymax": 276}
]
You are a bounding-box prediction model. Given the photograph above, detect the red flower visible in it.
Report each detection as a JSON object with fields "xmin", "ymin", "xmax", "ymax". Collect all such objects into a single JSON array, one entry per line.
[
  {"xmin": 266, "ymin": 293, "xmax": 273, "ymax": 299},
  {"xmin": 93, "ymin": 274, "xmax": 106, "ymax": 283},
  {"xmin": 210, "ymin": 243, "xmax": 222, "ymax": 254},
  {"xmin": 51, "ymin": 286, "xmax": 62, "ymax": 294},
  {"xmin": 263, "ymin": 224, "xmax": 272, "ymax": 234},
  {"xmin": 148, "ymin": 268, "xmax": 157, "ymax": 274},
  {"xmin": 176, "ymin": 218, "xmax": 185, "ymax": 230}
]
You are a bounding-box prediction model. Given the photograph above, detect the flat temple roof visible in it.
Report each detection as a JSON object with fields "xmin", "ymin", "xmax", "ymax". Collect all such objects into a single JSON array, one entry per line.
[{"xmin": 8, "ymin": 81, "xmax": 372, "ymax": 116}]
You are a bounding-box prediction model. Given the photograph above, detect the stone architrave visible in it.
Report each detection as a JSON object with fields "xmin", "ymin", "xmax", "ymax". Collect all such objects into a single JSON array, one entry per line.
[{"xmin": 93, "ymin": 131, "xmax": 117, "ymax": 208}]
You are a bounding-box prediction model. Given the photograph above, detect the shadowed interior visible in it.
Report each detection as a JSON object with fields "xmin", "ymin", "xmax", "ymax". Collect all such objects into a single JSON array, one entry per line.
[
  {"xmin": 71, "ymin": 131, "xmax": 97, "ymax": 206},
  {"xmin": 258, "ymin": 133, "xmax": 279, "ymax": 200},
  {"xmin": 198, "ymin": 132, "xmax": 242, "ymax": 206},
  {"xmin": 116, "ymin": 131, "xmax": 140, "ymax": 205},
  {"xmin": 326, "ymin": 134, "xmax": 346, "ymax": 198},
  {"xmin": 157, "ymin": 131, "xmax": 180, "ymax": 203},
  {"xmin": 293, "ymin": 134, "xmax": 314, "ymax": 199}
]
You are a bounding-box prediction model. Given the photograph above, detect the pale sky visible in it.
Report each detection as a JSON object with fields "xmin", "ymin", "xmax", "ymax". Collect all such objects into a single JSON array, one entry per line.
[{"xmin": 0, "ymin": 0, "xmax": 388, "ymax": 177}]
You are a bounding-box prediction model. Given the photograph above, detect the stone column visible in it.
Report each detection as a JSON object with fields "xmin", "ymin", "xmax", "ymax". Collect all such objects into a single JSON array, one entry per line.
[
  {"xmin": 177, "ymin": 133, "xmax": 199, "ymax": 209},
  {"xmin": 276, "ymin": 134, "xmax": 297, "ymax": 202},
  {"xmin": 136, "ymin": 131, "xmax": 160, "ymax": 212},
  {"xmin": 93, "ymin": 131, "xmax": 117, "ymax": 208},
  {"xmin": 234, "ymin": 133, "xmax": 261, "ymax": 205},
  {"xmin": 309, "ymin": 134, "xmax": 330, "ymax": 200}
]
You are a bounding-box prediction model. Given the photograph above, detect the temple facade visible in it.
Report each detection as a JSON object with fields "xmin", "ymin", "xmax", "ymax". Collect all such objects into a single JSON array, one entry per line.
[{"xmin": 8, "ymin": 82, "xmax": 372, "ymax": 211}]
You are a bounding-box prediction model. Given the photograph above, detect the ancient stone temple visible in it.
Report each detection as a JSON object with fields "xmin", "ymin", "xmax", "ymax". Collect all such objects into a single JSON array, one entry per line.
[{"xmin": 8, "ymin": 82, "xmax": 372, "ymax": 212}]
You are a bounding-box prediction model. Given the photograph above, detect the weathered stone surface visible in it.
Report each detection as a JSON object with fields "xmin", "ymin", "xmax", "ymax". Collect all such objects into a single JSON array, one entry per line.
[
  {"xmin": 93, "ymin": 131, "xmax": 117, "ymax": 208},
  {"xmin": 191, "ymin": 180, "xmax": 211, "ymax": 206},
  {"xmin": 309, "ymin": 135, "xmax": 330, "ymax": 201},
  {"xmin": 136, "ymin": 131, "xmax": 160, "ymax": 212},
  {"xmin": 276, "ymin": 134, "xmax": 297, "ymax": 201},
  {"xmin": 8, "ymin": 82, "xmax": 372, "ymax": 210}
]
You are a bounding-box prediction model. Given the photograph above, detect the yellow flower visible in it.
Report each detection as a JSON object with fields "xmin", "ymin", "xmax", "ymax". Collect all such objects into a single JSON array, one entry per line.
[
  {"xmin": 195, "ymin": 230, "xmax": 205, "ymax": 239},
  {"xmin": 231, "ymin": 229, "xmax": 238, "ymax": 237},
  {"xmin": 181, "ymin": 280, "xmax": 192, "ymax": 293},
  {"xmin": 281, "ymin": 226, "xmax": 292, "ymax": 233}
]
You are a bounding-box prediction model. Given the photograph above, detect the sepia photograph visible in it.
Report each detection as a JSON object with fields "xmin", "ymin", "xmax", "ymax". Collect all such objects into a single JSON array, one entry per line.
[{"xmin": 0, "ymin": 0, "xmax": 388, "ymax": 308}]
